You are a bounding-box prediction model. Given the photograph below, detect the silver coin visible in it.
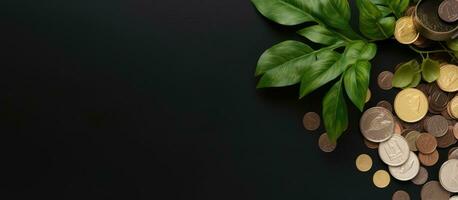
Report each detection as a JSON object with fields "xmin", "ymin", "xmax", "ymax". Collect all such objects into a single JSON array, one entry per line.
[
  {"xmin": 379, "ymin": 134, "xmax": 410, "ymax": 166},
  {"xmin": 450, "ymin": 148, "xmax": 458, "ymax": 160},
  {"xmin": 450, "ymin": 196, "xmax": 458, "ymax": 200},
  {"xmin": 360, "ymin": 107, "xmax": 395, "ymax": 143},
  {"xmin": 389, "ymin": 151, "xmax": 420, "ymax": 181},
  {"xmin": 440, "ymin": 159, "xmax": 458, "ymax": 193}
]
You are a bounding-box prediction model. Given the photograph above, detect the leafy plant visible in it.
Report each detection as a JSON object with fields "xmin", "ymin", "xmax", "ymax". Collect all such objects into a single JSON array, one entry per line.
[{"xmin": 252, "ymin": 0, "xmax": 409, "ymax": 142}]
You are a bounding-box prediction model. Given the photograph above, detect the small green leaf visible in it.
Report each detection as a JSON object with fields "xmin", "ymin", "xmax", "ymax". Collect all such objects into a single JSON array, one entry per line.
[
  {"xmin": 297, "ymin": 25, "xmax": 346, "ymax": 45},
  {"xmin": 421, "ymin": 58, "xmax": 440, "ymax": 83},
  {"xmin": 323, "ymin": 79, "xmax": 348, "ymax": 142},
  {"xmin": 344, "ymin": 60, "xmax": 371, "ymax": 111},
  {"xmin": 251, "ymin": 0, "xmax": 314, "ymax": 25},
  {"xmin": 392, "ymin": 60, "xmax": 420, "ymax": 88},
  {"xmin": 447, "ymin": 39, "xmax": 458, "ymax": 52},
  {"xmin": 406, "ymin": 72, "xmax": 421, "ymax": 88},
  {"xmin": 356, "ymin": 0, "xmax": 395, "ymax": 40}
]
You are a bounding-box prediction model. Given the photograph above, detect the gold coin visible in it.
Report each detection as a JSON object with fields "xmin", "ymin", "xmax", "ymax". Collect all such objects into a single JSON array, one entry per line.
[
  {"xmin": 365, "ymin": 89, "xmax": 371, "ymax": 103},
  {"xmin": 437, "ymin": 64, "xmax": 458, "ymax": 92},
  {"xmin": 373, "ymin": 170, "xmax": 391, "ymax": 188},
  {"xmin": 449, "ymin": 96, "xmax": 458, "ymax": 118},
  {"xmin": 394, "ymin": 16, "xmax": 420, "ymax": 44},
  {"xmin": 356, "ymin": 154, "xmax": 373, "ymax": 172},
  {"xmin": 394, "ymin": 88, "xmax": 428, "ymax": 123}
]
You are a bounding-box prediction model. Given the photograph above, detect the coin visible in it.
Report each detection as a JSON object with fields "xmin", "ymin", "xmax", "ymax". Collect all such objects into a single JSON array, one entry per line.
[
  {"xmin": 416, "ymin": 133, "xmax": 437, "ymax": 154},
  {"xmin": 419, "ymin": 150, "xmax": 440, "ymax": 167},
  {"xmin": 405, "ymin": 130, "xmax": 421, "ymax": 151},
  {"xmin": 451, "ymin": 196, "xmax": 458, "ymax": 200},
  {"xmin": 437, "ymin": 64, "xmax": 458, "ymax": 92},
  {"xmin": 421, "ymin": 181, "xmax": 451, "ymax": 200},
  {"xmin": 438, "ymin": 0, "xmax": 458, "ymax": 23},
  {"xmin": 364, "ymin": 138, "xmax": 379, "ymax": 149},
  {"xmin": 429, "ymin": 90, "xmax": 449, "ymax": 113},
  {"xmin": 366, "ymin": 89, "xmax": 371, "ymax": 103},
  {"xmin": 449, "ymin": 148, "xmax": 458, "ymax": 159},
  {"xmin": 373, "ymin": 170, "xmax": 391, "ymax": 188},
  {"xmin": 439, "ymin": 159, "xmax": 458, "ymax": 193},
  {"xmin": 392, "ymin": 190, "xmax": 410, "ymax": 200},
  {"xmin": 449, "ymin": 96, "xmax": 458, "ymax": 118},
  {"xmin": 356, "ymin": 154, "xmax": 373, "ymax": 172},
  {"xmin": 394, "ymin": 16, "xmax": 420, "ymax": 44},
  {"xmin": 437, "ymin": 126, "xmax": 457, "ymax": 148},
  {"xmin": 360, "ymin": 107, "xmax": 395, "ymax": 143},
  {"xmin": 454, "ymin": 123, "xmax": 458, "ymax": 139},
  {"xmin": 394, "ymin": 121, "xmax": 403, "ymax": 134},
  {"xmin": 411, "ymin": 166, "xmax": 428, "ymax": 185},
  {"xmin": 303, "ymin": 112, "xmax": 320, "ymax": 131},
  {"xmin": 425, "ymin": 115, "xmax": 449, "ymax": 137},
  {"xmin": 389, "ymin": 152, "xmax": 420, "ymax": 181},
  {"xmin": 394, "ymin": 88, "xmax": 428, "ymax": 123},
  {"xmin": 318, "ymin": 133, "xmax": 336, "ymax": 153},
  {"xmin": 379, "ymin": 134, "xmax": 410, "ymax": 166},
  {"xmin": 378, "ymin": 71, "xmax": 394, "ymax": 90},
  {"xmin": 377, "ymin": 100, "xmax": 393, "ymax": 113},
  {"xmin": 404, "ymin": 5, "xmax": 416, "ymax": 16}
]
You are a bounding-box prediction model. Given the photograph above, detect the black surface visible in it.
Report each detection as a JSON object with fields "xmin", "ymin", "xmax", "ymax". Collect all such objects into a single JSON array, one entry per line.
[{"xmin": 0, "ymin": 0, "xmax": 449, "ymax": 199}]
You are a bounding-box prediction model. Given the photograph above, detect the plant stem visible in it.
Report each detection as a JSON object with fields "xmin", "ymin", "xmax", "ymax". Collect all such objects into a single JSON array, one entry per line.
[{"xmin": 439, "ymin": 42, "xmax": 458, "ymax": 63}]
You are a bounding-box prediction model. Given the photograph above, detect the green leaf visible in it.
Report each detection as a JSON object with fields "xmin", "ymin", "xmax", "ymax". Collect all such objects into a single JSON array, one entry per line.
[
  {"xmin": 447, "ymin": 39, "xmax": 458, "ymax": 52},
  {"xmin": 255, "ymin": 41, "xmax": 316, "ymax": 88},
  {"xmin": 370, "ymin": 0, "xmax": 409, "ymax": 18},
  {"xmin": 421, "ymin": 58, "xmax": 440, "ymax": 83},
  {"xmin": 344, "ymin": 60, "xmax": 371, "ymax": 111},
  {"xmin": 255, "ymin": 40, "xmax": 313, "ymax": 76},
  {"xmin": 297, "ymin": 25, "xmax": 346, "ymax": 46},
  {"xmin": 392, "ymin": 60, "xmax": 420, "ymax": 88},
  {"xmin": 406, "ymin": 72, "xmax": 421, "ymax": 88},
  {"xmin": 356, "ymin": 0, "xmax": 395, "ymax": 40},
  {"xmin": 299, "ymin": 41, "xmax": 375, "ymax": 98},
  {"xmin": 251, "ymin": 0, "xmax": 313, "ymax": 25},
  {"xmin": 323, "ymin": 79, "xmax": 348, "ymax": 142}
]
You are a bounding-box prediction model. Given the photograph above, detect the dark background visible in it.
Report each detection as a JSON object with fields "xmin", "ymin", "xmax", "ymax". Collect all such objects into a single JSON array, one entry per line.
[{"xmin": 0, "ymin": 0, "xmax": 449, "ymax": 199}]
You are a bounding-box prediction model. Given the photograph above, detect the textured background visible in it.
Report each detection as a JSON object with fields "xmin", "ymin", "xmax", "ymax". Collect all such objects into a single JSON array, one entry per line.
[{"xmin": 1, "ymin": 0, "xmax": 446, "ymax": 199}]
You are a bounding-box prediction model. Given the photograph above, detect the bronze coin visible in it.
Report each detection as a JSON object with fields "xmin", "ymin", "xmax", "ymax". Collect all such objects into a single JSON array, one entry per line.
[
  {"xmin": 429, "ymin": 90, "xmax": 449, "ymax": 112},
  {"xmin": 437, "ymin": 126, "xmax": 457, "ymax": 148},
  {"xmin": 417, "ymin": 83, "xmax": 429, "ymax": 95},
  {"xmin": 377, "ymin": 100, "xmax": 393, "ymax": 113},
  {"xmin": 438, "ymin": 0, "xmax": 458, "ymax": 23},
  {"xmin": 401, "ymin": 129, "xmax": 415, "ymax": 137},
  {"xmin": 392, "ymin": 190, "xmax": 410, "ymax": 200},
  {"xmin": 421, "ymin": 181, "xmax": 451, "ymax": 200},
  {"xmin": 303, "ymin": 112, "xmax": 320, "ymax": 131},
  {"xmin": 364, "ymin": 138, "xmax": 379, "ymax": 149},
  {"xmin": 412, "ymin": 166, "xmax": 429, "ymax": 185},
  {"xmin": 413, "ymin": 35, "xmax": 430, "ymax": 48},
  {"xmin": 318, "ymin": 133, "xmax": 336, "ymax": 153},
  {"xmin": 378, "ymin": 71, "xmax": 393, "ymax": 90},
  {"xmin": 442, "ymin": 109, "xmax": 453, "ymax": 120},
  {"xmin": 419, "ymin": 150, "xmax": 440, "ymax": 167},
  {"xmin": 416, "ymin": 133, "xmax": 437, "ymax": 154},
  {"xmin": 425, "ymin": 115, "xmax": 448, "ymax": 137}
]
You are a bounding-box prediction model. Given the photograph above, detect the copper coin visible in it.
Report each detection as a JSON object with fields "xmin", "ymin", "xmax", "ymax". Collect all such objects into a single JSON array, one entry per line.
[
  {"xmin": 416, "ymin": 133, "xmax": 437, "ymax": 154},
  {"xmin": 412, "ymin": 166, "xmax": 429, "ymax": 185},
  {"xmin": 377, "ymin": 100, "xmax": 393, "ymax": 113},
  {"xmin": 441, "ymin": 109, "xmax": 453, "ymax": 120},
  {"xmin": 419, "ymin": 150, "xmax": 440, "ymax": 167},
  {"xmin": 425, "ymin": 115, "xmax": 448, "ymax": 137},
  {"xmin": 421, "ymin": 181, "xmax": 451, "ymax": 200},
  {"xmin": 438, "ymin": 0, "xmax": 458, "ymax": 23},
  {"xmin": 437, "ymin": 126, "xmax": 457, "ymax": 148},
  {"xmin": 378, "ymin": 71, "xmax": 394, "ymax": 90},
  {"xmin": 454, "ymin": 123, "xmax": 458, "ymax": 139},
  {"xmin": 392, "ymin": 190, "xmax": 410, "ymax": 200},
  {"xmin": 394, "ymin": 122, "xmax": 403, "ymax": 134},
  {"xmin": 417, "ymin": 83, "xmax": 429, "ymax": 95},
  {"xmin": 318, "ymin": 133, "xmax": 336, "ymax": 153},
  {"xmin": 429, "ymin": 90, "xmax": 449, "ymax": 112},
  {"xmin": 364, "ymin": 138, "xmax": 379, "ymax": 149},
  {"xmin": 303, "ymin": 112, "xmax": 320, "ymax": 131}
]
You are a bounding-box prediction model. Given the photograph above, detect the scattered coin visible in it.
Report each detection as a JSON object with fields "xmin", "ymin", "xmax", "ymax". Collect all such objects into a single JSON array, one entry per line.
[
  {"xmin": 419, "ymin": 150, "xmax": 440, "ymax": 167},
  {"xmin": 378, "ymin": 71, "xmax": 394, "ymax": 90},
  {"xmin": 356, "ymin": 154, "xmax": 373, "ymax": 172},
  {"xmin": 394, "ymin": 88, "xmax": 428, "ymax": 123},
  {"xmin": 451, "ymin": 196, "xmax": 458, "ymax": 200},
  {"xmin": 454, "ymin": 123, "xmax": 458, "ymax": 139},
  {"xmin": 421, "ymin": 181, "xmax": 451, "ymax": 200},
  {"xmin": 439, "ymin": 159, "xmax": 458, "ymax": 193},
  {"xmin": 438, "ymin": 0, "xmax": 458, "ymax": 23},
  {"xmin": 405, "ymin": 130, "xmax": 421, "ymax": 151},
  {"xmin": 429, "ymin": 90, "xmax": 449, "ymax": 114},
  {"xmin": 449, "ymin": 96, "xmax": 458, "ymax": 118},
  {"xmin": 424, "ymin": 115, "xmax": 449, "ymax": 137},
  {"xmin": 379, "ymin": 134, "xmax": 410, "ymax": 166},
  {"xmin": 360, "ymin": 107, "xmax": 395, "ymax": 143},
  {"xmin": 366, "ymin": 89, "xmax": 371, "ymax": 103},
  {"xmin": 437, "ymin": 64, "xmax": 458, "ymax": 92},
  {"xmin": 364, "ymin": 138, "xmax": 379, "ymax": 149},
  {"xmin": 394, "ymin": 121, "xmax": 403, "ymax": 135},
  {"xmin": 392, "ymin": 190, "xmax": 410, "ymax": 200},
  {"xmin": 377, "ymin": 100, "xmax": 393, "ymax": 113},
  {"xmin": 389, "ymin": 152, "xmax": 420, "ymax": 181},
  {"xmin": 303, "ymin": 112, "xmax": 321, "ymax": 131},
  {"xmin": 373, "ymin": 170, "xmax": 391, "ymax": 188},
  {"xmin": 437, "ymin": 126, "xmax": 457, "ymax": 148},
  {"xmin": 416, "ymin": 133, "xmax": 437, "ymax": 154},
  {"xmin": 449, "ymin": 147, "xmax": 458, "ymax": 159},
  {"xmin": 394, "ymin": 16, "xmax": 420, "ymax": 44},
  {"xmin": 318, "ymin": 133, "xmax": 336, "ymax": 153},
  {"xmin": 411, "ymin": 166, "xmax": 429, "ymax": 185}
]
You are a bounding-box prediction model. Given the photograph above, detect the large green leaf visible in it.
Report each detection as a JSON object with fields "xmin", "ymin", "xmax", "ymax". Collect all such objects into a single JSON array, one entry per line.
[
  {"xmin": 421, "ymin": 58, "xmax": 440, "ymax": 83},
  {"xmin": 251, "ymin": 0, "xmax": 313, "ymax": 25},
  {"xmin": 357, "ymin": 0, "xmax": 395, "ymax": 40},
  {"xmin": 369, "ymin": 0, "xmax": 409, "ymax": 18},
  {"xmin": 344, "ymin": 60, "xmax": 371, "ymax": 111},
  {"xmin": 392, "ymin": 59, "xmax": 420, "ymax": 88},
  {"xmin": 323, "ymin": 79, "xmax": 348, "ymax": 142},
  {"xmin": 300, "ymin": 41, "xmax": 376, "ymax": 98},
  {"xmin": 297, "ymin": 25, "xmax": 346, "ymax": 46}
]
